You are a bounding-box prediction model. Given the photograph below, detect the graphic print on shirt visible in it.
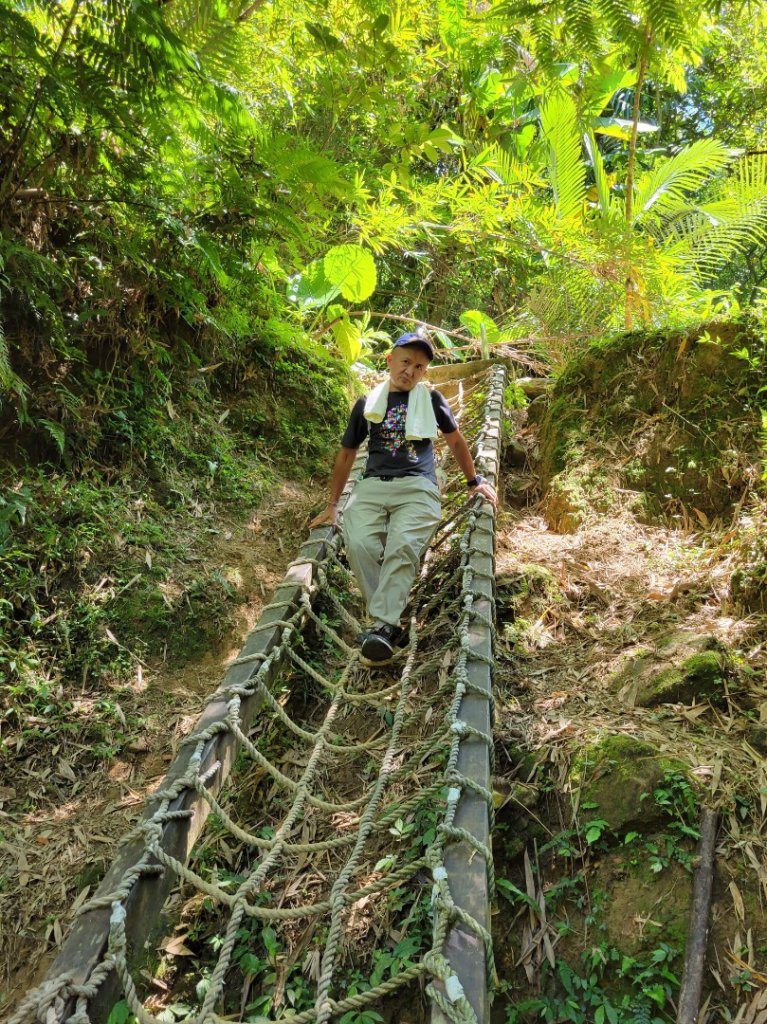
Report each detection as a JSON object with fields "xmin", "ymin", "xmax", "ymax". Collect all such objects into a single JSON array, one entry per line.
[{"xmin": 380, "ymin": 401, "xmax": 418, "ymax": 461}]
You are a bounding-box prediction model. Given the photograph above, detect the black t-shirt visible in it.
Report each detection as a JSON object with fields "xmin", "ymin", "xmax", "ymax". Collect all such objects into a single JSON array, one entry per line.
[{"xmin": 341, "ymin": 388, "xmax": 458, "ymax": 484}]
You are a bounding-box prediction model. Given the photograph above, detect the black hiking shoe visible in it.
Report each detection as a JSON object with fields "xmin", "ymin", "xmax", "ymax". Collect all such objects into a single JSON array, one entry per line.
[{"xmin": 360, "ymin": 624, "xmax": 401, "ymax": 666}]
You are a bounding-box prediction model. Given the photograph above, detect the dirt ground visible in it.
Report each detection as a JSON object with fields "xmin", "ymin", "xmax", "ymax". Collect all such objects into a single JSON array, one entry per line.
[
  {"xmin": 491, "ymin": 418, "xmax": 767, "ymax": 1019},
  {"xmin": 0, "ymin": 483, "xmax": 317, "ymax": 1008}
]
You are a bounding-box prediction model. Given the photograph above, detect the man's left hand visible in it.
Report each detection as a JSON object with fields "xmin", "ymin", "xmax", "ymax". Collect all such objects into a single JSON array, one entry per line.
[{"xmin": 471, "ymin": 480, "xmax": 498, "ymax": 506}]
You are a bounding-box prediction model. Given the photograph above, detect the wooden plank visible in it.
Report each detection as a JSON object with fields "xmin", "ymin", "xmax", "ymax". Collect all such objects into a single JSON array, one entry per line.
[{"xmin": 432, "ymin": 366, "xmax": 505, "ymax": 1024}]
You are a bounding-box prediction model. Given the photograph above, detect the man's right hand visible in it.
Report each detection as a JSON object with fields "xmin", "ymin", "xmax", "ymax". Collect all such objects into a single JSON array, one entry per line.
[{"xmin": 309, "ymin": 504, "xmax": 338, "ymax": 529}]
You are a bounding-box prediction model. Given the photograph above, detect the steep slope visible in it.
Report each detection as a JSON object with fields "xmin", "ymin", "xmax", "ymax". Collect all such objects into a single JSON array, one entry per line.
[{"xmin": 493, "ymin": 322, "xmax": 767, "ymax": 1022}]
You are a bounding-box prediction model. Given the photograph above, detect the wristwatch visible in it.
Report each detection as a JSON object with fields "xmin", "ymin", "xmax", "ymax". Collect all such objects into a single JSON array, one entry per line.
[{"xmin": 466, "ymin": 475, "xmax": 484, "ymax": 488}]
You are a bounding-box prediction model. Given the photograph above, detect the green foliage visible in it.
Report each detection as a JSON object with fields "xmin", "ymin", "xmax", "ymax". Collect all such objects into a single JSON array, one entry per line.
[
  {"xmin": 289, "ymin": 259, "xmax": 343, "ymax": 309},
  {"xmin": 504, "ymin": 942, "xmax": 680, "ymax": 1024},
  {"xmin": 0, "ymin": 331, "xmax": 348, "ymax": 768},
  {"xmin": 107, "ymin": 1001, "xmax": 138, "ymax": 1024},
  {"xmin": 0, "ymin": 0, "xmax": 765, "ymax": 774},
  {"xmin": 323, "ymin": 246, "xmax": 377, "ymax": 303},
  {"xmin": 3, "ymin": 0, "xmax": 767, "ymax": 396},
  {"xmin": 540, "ymin": 92, "xmax": 587, "ymax": 222}
]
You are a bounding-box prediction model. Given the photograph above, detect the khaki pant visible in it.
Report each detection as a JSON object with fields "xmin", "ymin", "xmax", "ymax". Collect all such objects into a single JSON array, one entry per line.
[{"xmin": 343, "ymin": 476, "xmax": 441, "ymax": 627}]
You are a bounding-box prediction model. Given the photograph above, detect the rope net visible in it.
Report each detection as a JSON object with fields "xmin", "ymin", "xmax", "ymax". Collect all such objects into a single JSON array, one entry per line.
[{"xmin": 11, "ymin": 365, "xmax": 505, "ymax": 1024}]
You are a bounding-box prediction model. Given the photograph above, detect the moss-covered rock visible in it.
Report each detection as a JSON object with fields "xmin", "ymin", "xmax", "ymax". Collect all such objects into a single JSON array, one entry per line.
[
  {"xmin": 610, "ymin": 632, "xmax": 731, "ymax": 707},
  {"xmin": 542, "ymin": 472, "xmax": 587, "ymax": 533},
  {"xmin": 536, "ymin": 321, "xmax": 765, "ymax": 519},
  {"xmin": 571, "ymin": 734, "xmax": 688, "ymax": 833},
  {"xmin": 496, "ymin": 564, "xmax": 563, "ymax": 616}
]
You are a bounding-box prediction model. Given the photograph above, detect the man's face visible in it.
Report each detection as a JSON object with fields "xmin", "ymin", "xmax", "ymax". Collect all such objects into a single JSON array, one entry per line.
[{"xmin": 386, "ymin": 345, "xmax": 430, "ymax": 392}]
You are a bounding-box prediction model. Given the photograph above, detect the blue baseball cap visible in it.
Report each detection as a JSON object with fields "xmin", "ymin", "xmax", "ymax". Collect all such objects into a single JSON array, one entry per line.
[{"xmin": 393, "ymin": 331, "xmax": 434, "ymax": 360}]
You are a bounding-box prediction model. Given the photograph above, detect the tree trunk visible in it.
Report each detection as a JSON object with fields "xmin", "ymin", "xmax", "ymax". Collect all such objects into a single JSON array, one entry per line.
[{"xmin": 624, "ymin": 30, "xmax": 651, "ymax": 330}]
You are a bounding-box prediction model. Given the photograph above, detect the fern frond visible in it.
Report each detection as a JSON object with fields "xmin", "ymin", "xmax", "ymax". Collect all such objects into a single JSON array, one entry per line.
[
  {"xmin": 563, "ymin": 0, "xmax": 600, "ymax": 52},
  {"xmin": 468, "ymin": 143, "xmax": 545, "ymax": 191},
  {"xmin": 643, "ymin": 0, "xmax": 687, "ymax": 48},
  {"xmin": 595, "ymin": 0, "xmax": 635, "ymax": 39}
]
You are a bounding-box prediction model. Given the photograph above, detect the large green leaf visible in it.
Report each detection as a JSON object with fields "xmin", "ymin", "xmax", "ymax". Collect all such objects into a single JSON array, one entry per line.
[
  {"xmin": 471, "ymin": 67, "xmax": 505, "ymax": 111},
  {"xmin": 331, "ymin": 318, "xmax": 363, "ymax": 364},
  {"xmin": 459, "ymin": 310, "xmax": 500, "ymax": 343},
  {"xmin": 581, "ymin": 66, "xmax": 637, "ymax": 118},
  {"xmin": 288, "ymin": 260, "xmax": 341, "ymax": 307},
  {"xmin": 591, "ymin": 115, "xmax": 658, "ymax": 140},
  {"xmin": 323, "ymin": 245, "xmax": 377, "ymax": 302}
]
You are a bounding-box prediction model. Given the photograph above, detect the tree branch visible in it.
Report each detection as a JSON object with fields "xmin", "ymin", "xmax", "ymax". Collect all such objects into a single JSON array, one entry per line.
[{"xmin": 676, "ymin": 808, "xmax": 718, "ymax": 1024}]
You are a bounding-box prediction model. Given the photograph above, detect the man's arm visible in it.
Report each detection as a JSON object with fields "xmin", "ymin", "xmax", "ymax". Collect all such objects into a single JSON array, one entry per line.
[
  {"xmin": 309, "ymin": 446, "xmax": 358, "ymax": 528},
  {"xmin": 443, "ymin": 429, "xmax": 498, "ymax": 506}
]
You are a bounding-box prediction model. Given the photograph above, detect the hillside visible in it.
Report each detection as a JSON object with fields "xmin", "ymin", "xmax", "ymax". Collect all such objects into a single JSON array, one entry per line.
[
  {"xmin": 3, "ymin": 0, "xmax": 767, "ymax": 1020},
  {"xmin": 493, "ymin": 321, "xmax": 767, "ymax": 1021}
]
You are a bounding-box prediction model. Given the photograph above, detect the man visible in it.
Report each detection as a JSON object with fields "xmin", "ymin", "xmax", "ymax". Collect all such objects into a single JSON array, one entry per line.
[{"xmin": 310, "ymin": 331, "xmax": 497, "ymax": 666}]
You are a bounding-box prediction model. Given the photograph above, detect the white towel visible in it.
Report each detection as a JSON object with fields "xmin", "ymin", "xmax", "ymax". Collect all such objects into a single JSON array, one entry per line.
[{"xmin": 363, "ymin": 380, "xmax": 438, "ymax": 440}]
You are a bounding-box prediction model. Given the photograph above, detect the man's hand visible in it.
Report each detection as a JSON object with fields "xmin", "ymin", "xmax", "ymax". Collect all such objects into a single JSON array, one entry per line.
[
  {"xmin": 471, "ymin": 480, "xmax": 498, "ymax": 506},
  {"xmin": 309, "ymin": 503, "xmax": 338, "ymax": 529}
]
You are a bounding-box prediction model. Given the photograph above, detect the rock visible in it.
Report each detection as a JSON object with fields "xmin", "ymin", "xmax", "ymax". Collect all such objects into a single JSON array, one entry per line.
[
  {"xmin": 504, "ymin": 438, "xmax": 529, "ymax": 468},
  {"xmin": 542, "ymin": 473, "xmax": 586, "ymax": 533},
  {"xmin": 610, "ymin": 632, "xmax": 730, "ymax": 707},
  {"xmin": 571, "ymin": 735, "xmax": 688, "ymax": 833},
  {"xmin": 517, "ymin": 376, "xmax": 554, "ymax": 399},
  {"xmin": 596, "ymin": 855, "xmax": 691, "ymax": 957}
]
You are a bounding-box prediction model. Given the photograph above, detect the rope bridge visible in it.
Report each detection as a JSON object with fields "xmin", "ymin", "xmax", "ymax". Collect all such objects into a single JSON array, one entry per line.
[{"xmin": 10, "ymin": 363, "xmax": 506, "ymax": 1024}]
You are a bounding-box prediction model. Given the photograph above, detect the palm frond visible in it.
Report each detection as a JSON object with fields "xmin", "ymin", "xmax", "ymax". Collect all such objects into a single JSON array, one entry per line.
[
  {"xmin": 660, "ymin": 152, "xmax": 767, "ymax": 272},
  {"xmin": 632, "ymin": 138, "xmax": 731, "ymax": 223},
  {"xmin": 539, "ymin": 91, "xmax": 587, "ymax": 221},
  {"xmin": 584, "ymin": 129, "xmax": 611, "ymax": 215}
]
